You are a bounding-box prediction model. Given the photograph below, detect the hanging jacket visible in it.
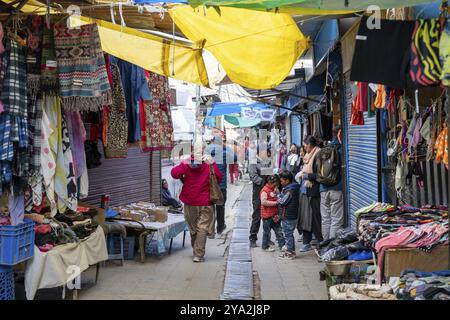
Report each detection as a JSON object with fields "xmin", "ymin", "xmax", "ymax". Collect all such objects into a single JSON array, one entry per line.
[
  {"xmin": 260, "ymin": 184, "xmax": 278, "ymax": 219},
  {"xmin": 171, "ymin": 159, "xmax": 223, "ymax": 206}
]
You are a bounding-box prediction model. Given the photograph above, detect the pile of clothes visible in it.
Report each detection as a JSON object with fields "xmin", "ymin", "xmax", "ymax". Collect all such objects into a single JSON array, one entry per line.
[
  {"xmin": 357, "ymin": 202, "xmax": 449, "ymax": 281},
  {"xmin": 318, "ymin": 228, "xmax": 374, "ymax": 262},
  {"xmin": 34, "ymin": 206, "xmax": 99, "ymax": 252},
  {"xmin": 329, "ymin": 283, "xmax": 396, "ymax": 300},
  {"xmin": 392, "ymin": 269, "xmax": 450, "ymax": 300}
]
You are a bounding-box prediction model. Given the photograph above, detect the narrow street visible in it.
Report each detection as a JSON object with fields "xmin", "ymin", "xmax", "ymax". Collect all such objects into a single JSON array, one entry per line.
[{"xmin": 75, "ymin": 180, "xmax": 326, "ymax": 300}]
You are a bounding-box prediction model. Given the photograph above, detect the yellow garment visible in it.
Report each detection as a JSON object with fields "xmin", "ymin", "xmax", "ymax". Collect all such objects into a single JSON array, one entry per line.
[
  {"xmin": 435, "ymin": 125, "xmax": 448, "ymax": 169},
  {"xmin": 374, "ymin": 84, "xmax": 386, "ymax": 109},
  {"xmin": 170, "ymin": 6, "xmax": 309, "ymax": 89},
  {"xmin": 73, "ymin": 16, "xmax": 209, "ymax": 87}
]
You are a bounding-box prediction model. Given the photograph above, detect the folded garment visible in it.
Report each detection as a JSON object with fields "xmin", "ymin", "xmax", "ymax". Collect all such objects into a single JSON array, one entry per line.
[{"xmin": 35, "ymin": 224, "xmax": 52, "ymax": 234}]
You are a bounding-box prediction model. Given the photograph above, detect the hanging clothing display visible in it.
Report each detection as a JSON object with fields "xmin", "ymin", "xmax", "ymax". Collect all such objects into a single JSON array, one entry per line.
[
  {"xmin": 374, "ymin": 85, "xmax": 387, "ymax": 109},
  {"xmin": 53, "ymin": 23, "xmax": 111, "ymax": 111},
  {"xmin": 410, "ymin": 19, "xmax": 442, "ymax": 87},
  {"xmin": 110, "ymin": 56, "xmax": 151, "ymax": 143},
  {"xmin": 40, "ymin": 26, "xmax": 59, "ymax": 95},
  {"xmin": 142, "ymin": 71, "xmax": 173, "ymax": 151},
  {"xmin": 350, "ymin": 82, "xmax": 365, "ymax": 125},
  {"xmin": 351, "ymin": 16, "xmax": 415, "ymax": 89},
  {"xmin": 0, "ymin": 39, "xmax": 29, "ymax": 195},
  {"xmin": 26, "ymin": 15, "xmax": 44, "ymax": 98},
  {"xmin": 435, "ymin": 124, "xmax": 448, "ymax": 169},
  {"xmin": 104, "ymin": 63, "xmax": 129, "ymax": 158}
]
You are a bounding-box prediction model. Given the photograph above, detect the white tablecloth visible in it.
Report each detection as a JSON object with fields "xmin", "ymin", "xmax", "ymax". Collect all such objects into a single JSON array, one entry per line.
[
  {"xmin": 115, "ymin": 213, "xmax": 187, "ymax": 254},
  {"xmin": 24, "ymin": 226, "xmax": 108, "ymax": 300}
]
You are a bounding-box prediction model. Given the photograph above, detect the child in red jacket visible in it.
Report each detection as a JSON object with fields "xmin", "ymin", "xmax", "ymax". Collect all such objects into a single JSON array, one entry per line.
[{"xmin": 260, "ymin": 175, "xmax": 286, "ymax": 252}]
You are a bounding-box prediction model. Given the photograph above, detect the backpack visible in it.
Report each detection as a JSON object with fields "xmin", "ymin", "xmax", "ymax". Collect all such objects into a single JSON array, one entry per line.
[{"xmin": 315, "ymin": 145, "xmax": 341, "ymax": 186}]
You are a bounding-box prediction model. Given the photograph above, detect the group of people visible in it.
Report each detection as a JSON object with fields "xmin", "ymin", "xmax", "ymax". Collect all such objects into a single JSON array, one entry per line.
[{"xmin": 250, "ymin": 125, "xmax": 344, "ymax": 260}]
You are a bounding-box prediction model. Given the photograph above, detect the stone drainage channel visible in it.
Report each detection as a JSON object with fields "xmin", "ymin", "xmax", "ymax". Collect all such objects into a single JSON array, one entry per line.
[{"xmin": 220, "ymin": 185, "xmax": 255, "ymax": 300}]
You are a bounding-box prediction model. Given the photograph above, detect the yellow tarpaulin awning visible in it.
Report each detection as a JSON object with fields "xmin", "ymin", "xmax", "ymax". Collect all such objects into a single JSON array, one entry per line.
[
  {"xmin": 169, "ymin": 5, "xmax": 310, "ymax": 90},
  {"xmin": 72, "ymin": 16, "xmax": 209, "ymax": 87}
]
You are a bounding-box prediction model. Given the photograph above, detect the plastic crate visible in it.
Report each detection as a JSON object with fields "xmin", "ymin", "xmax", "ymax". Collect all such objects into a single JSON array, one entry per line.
[
  {"xmin": 107, "ymin": 235, "xmax": 135, "ymax": 260},
  {"xmin": 0, "ymin": 265, "xmax": 14, "ymax": 300},
  {"xmin": 0, "ymin": 219, "xmax": 35, "ymax": 266}
]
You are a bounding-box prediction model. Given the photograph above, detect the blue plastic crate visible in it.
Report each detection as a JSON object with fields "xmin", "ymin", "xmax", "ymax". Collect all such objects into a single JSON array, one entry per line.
[
  {"xmin": 107, "ymin": 235, "xmax": 135, "ymax": 260},
  {"xmin": 0, "ymin": 265, "xmax": 14, "ymax": 300},
  {"xmin": 0, "ymin": 219, "xmax": 35, "ymax": 266}
]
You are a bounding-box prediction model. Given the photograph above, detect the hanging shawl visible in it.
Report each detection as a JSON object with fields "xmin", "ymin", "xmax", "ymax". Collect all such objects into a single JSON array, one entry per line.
[
  {"xmin": 142, "ymin": 71, "xmax": 174, "ymax": 151},
  {"xmin": 40, "ymin": 95, "xmax": 57, "ymax": 215},
  {"xmin": 0, "ymin": 39, "xmax": 29, "ymax": 195},
  {"xmin": 53, "ymin": 23, "xmax": 111, "ymax": 111},
  {"xmin": 27, "ymin": 95, "xmax": 43, "ymax": 207},
  {"xmin": 65, "ymin": 110, "xmax": 87, "ymax": 179},
  {"xmin": 40, "ymin": 26, "xmax": 59, "ymax": 95},
  {"xmin": 61, "ymin": 112, "xmax": 77, "ymax": 211},
  {"xmin": 26, "ymin": 15, "xmax": 44, "ymax": 98},
  {"xmin": 104, "ymin": 63, "xmax": 128, "ymax": 158}
]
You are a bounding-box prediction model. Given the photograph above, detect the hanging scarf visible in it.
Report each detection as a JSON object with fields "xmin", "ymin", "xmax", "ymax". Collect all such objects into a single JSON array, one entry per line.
[
  {"xmin": 104, "ymin": 63, "xmax": 128, "ymax": 158},
  {"xmin": 410, "ymin": 19, "xmax": 442, "ymax": 87},
  {"xmin": 142, "ymin": 71, "xmax": 174, "ymax": 151},
  {"xmin": 40, "ymin": 26, "xmax": 59, "ymax": 95},
  {"xmin": 27, "ymin": 95, "xmax": 43, "ymax": 207},
  {"xmin": 65, "ymin": 110, "xmax": 87, "ymax": 178},
  {"xmin": 26, "ymin": 15, "xmax": 44, "ymax": 98},
  {"xmin": 435, "ymin": 124, "xmax": 448, "ymax": 170},
  {"xmin": 61, "ymin": 112, "xmax": 77, "ymax": 212},
  {"xmin": 299, "ymin": 146, "xmax": 320, "ymax": 189},
  {"xmin": 53, "ymin": 23, "xmax": 111, "ymax": 111},
  {"xmin": 40, "ymin": 95, "xmax": 57, "ymax": 215},
  {"xmin": 0, "ymin": 39, "xmax": 29, "ymax": 195}
]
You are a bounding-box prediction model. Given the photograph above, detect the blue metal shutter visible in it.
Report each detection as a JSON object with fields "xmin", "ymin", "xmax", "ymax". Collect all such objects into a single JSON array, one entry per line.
[
  {"xmin": 343, "ymin": 74, "xmax": 379, "ymax": 228},
  {"xmin": 290, "ymin": 115, "xmax": 301, "ymax": 145}
]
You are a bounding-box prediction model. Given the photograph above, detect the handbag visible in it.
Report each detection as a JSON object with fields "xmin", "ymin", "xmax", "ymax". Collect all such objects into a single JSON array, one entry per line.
[{"xmin": 209, "ymin": 164, "xmax": 224, "ymax": 205}]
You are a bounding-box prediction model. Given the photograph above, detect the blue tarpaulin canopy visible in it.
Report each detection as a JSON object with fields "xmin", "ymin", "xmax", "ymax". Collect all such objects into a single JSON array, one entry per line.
[
  {"xmin": 224, "ymin": 115, "xmax": 261, "ymax": 127},
  {"xmin": 208, "ymin": 102, "xmax": 269, "ymax": 116}
]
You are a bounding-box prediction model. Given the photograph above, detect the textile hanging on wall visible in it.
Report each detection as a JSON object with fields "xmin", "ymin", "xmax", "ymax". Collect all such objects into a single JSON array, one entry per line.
[
  {"xmin": 410, "ymin": 19, "xmax": 442, "ymax": 87},
  {"xmin": 26, "ymin": 15, "xmax": 43, "ymax": 98},
  {"xmin": 104, "ymin": 63, "xmax": 128, "ymax": 158},
  {"xmin": 53, "ymin": 23, "xmax": 111, "ymax": 111},
  {"xmin": 61, "ymin": 112, "xmax": 77, "ymax": 211},
  {"xmin": 142, "ymin": 71, "xmax": 174, "ymax": 151},
  {"xmin": 40, "ymin": 26, "xmax": 59, "ymax": 95},
  {"xmin": 440, "ymin": 17, "xmax": 450, "ymax": 86},
  {"xmin": 27, "ymin": 95, "xmax": 43, "ymax": 207},
  {"xmin": 0, "ymin": 39, "xmax": 29, "ymax": 196}
]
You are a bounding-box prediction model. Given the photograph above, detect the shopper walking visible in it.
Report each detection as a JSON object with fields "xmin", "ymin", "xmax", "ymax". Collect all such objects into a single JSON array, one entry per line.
[
  {"xmin": 278, "ymin": 170, "xmax": 300, "ymax": 260},
  {"xmin": 207, "ymin": 136, "xmax": 230, "ymax": 235},
  {"xmin": 171, "ymin": 154, "xmax": 223, "ymax": 262},
  {"xmin": 229, "ymin": 141, "xmax": 240, "ymax": 184},
  {"xmin": 260, "ymin": 175, "xmax": 285, "ymax": 252},
  {"xmin": 248, "ymin": 146, "xmax": 271, "ymax": 248},
  {"xmin": 318, "ymin": 125, "xmax": 344, "ymax": 240},
  {"xmin": 296, "ymin": 136, "xmax": 323, "ymax": 253}
]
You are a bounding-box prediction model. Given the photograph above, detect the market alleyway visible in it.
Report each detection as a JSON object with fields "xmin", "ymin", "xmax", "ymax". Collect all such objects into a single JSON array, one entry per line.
[{"xmin": 73, "ymin": 181, "xmax": 326, "ymax": 300}]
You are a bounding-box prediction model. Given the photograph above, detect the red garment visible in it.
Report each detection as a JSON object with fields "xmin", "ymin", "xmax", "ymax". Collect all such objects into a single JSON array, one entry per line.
[
  {"xmin": 260, "ymin": 184, "xmax": 278, "ymax": 219},
  {"xmin": 351, "ymin": 98, "xmax": 364, "ymax": 125},
  {"xmin": 358, "ymin": 82, "xmax": 369, "ymax": 112},
  {"xmin": 139, "ymin": 98, "xmax": 147, "ymax": 147},
  {"xmin": 35, "ymin": 224, "xmax": 52, "ymax": 234},
  {"xmin": 102, "ymin": 54, "xmax": 113, "ymax": 147},
  {"xmin": 229, "ymin": 163, "xmax": 239, "ymax": 184},
  {"xmin": 171, "ymin": 161, "xmax": 223, "ymax": 206}
]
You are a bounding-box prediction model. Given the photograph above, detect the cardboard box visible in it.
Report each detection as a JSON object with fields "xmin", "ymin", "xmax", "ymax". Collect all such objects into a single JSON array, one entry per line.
[{"xmin": 384, "ymin": 246, "xmax": 449, "ymax": 277}]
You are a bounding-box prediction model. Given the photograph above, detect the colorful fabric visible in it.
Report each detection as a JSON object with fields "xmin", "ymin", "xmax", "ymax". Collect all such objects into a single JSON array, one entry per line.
[
  {"xmin": 410, "ymin": 19, "xmax": 442, "ymax": 87},
  {"xmin": 27, "ymin": 95, "xmax": 43, "ymax": 207},
  {"xmin": 435, "ymin": 125, "xmax": 448, "ymax": 169},
  {"xmin": 374, "ymin": 84, "xmax": 386, "ymax": 109},
  {"xmin": 440, "ymin": 18, "xmax": 450, "ymax": 86},
  {"xmin": 104, "ymin": 63, "xmax": 128, "ymax": 158},
  {"xmin": 61, "ymin": 112, "xmax": 77, "ymax": 212},
  {"xmin": 142, "ymin": 71, "xmax": 174, "ymax": 151},
  {"xmin": 26, "ymin": 15, "xmax": 44, "ymax": 98},
  {"xmin": 40, "ymin": 26, "xmax": 59, "ymax": 95},
  {"xmin": 40, "ymin": 95, "xmax": 57, "ymax": 214},
  {"xmin": 0, "ymin": 39, "xmax": 29, "ymax": 195},
  {"xmin": 65, "ymin": 111, "xmax": 87, "ymax": 178},
  {"xmin": 53, "ymin": 23, "xmax": 111, "ymax": 111}
]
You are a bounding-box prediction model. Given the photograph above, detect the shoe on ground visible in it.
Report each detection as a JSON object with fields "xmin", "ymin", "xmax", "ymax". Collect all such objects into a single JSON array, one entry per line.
[
  {"xmin": 268, "ymin": 240, "xmax": 275, "ymax": 246},
  {"xmin": 193, "ymin": 256, "xmax": 205, "ymax": 263},
  {"xmin": 281, "ymin": 244, "xmax": 288, "ymax": 252},
  {"xmin": 262, "ymin": 246, "xmax": 275, "ymax": 252},
  {"xmin": 299, "ymin": 244, "xmax": 313, "ymax": 252},
  {"xmin": 278, "ymin": 251, "xmax": 296, "ymax": 260},
  {"xmin": 250, "ymin": 241, "xmax": 257, "ymax": 248}
]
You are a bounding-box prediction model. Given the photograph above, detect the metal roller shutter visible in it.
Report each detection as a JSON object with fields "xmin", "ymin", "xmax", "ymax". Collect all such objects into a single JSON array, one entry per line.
[
  {"xmin": 290, "ymin": 115, "xmax": 301, "ymax": 146},
  {"xmin": 343, "ymin": 73, "xmax": 379, "ymax": 228},
  {"xmin": 84, "ymin": 143, "xmax": 161, "ymax": 207}
]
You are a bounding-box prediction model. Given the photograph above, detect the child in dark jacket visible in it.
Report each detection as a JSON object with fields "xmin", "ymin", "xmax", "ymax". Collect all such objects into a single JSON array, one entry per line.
[
  {"xmin": 260, "ymin": 175, "xmax": 285, "ymax": 252},
  {"xmin": 277, "ymin": 170, "xmax": 300, "ymax": 260}
]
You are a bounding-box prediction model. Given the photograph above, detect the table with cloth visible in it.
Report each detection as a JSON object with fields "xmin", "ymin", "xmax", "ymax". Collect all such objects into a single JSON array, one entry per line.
[
  {"xmin": 111, "ymin": 213, "xmax": 187, "ymax": 263},
  {"xmin": 24, "ymin": 226, "xmax": 108, "ymax": 300}
]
